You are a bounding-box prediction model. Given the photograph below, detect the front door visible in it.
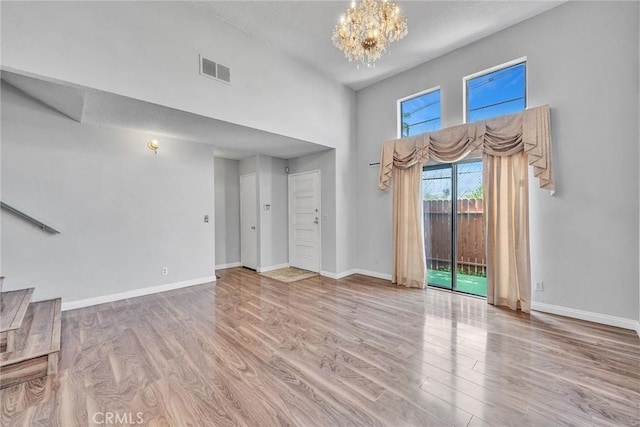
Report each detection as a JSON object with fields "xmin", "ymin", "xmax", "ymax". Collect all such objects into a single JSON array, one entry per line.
[{"xmin": 288, "ymin": 171, "xmax": 320, "ymax": 272}]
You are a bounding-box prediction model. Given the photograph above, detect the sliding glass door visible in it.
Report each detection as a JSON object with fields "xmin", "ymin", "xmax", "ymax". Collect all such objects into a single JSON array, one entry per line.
[
  {"xmin": 423, "ymin": 166, "xmax": 453, "ymax": 290},
  {"xmin": 423, "ymin": 161, "xmax": 486, "ymax": 297}
]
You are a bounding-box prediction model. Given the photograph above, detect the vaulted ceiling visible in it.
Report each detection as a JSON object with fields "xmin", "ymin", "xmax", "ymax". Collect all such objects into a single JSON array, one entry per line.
[
  {"xmin": 194, "ymin": 1, "xmax": 564, "ymax": 90},
  {"xmin": 2, "ymin": 1, "xmax": 565, "ymax": 159}
]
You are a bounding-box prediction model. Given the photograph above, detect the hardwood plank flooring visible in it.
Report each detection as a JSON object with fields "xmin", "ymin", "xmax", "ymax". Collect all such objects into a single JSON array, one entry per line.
[
  {"xmin": 1, "ymin": 288, "xmax": 35, "ymax": 353},
  {"xmin": 1, "ymin": 268, "xmax": 639, "ymax": 426},
  {"xmin": 0, "ymin": 288, "xmax": 34, "ymax": 333},
  {"xmin": 1, "ymin": 299, "xmax": 62, "ymax": 389}
]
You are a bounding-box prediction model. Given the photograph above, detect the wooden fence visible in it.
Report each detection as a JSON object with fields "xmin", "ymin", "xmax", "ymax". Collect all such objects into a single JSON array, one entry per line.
[{"xmin": 424, "ymin": 198, "xmax": 486, "ymax": 275}]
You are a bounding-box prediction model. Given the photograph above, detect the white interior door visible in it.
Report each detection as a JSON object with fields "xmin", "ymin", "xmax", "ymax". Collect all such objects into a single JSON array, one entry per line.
[
  {"xmin": 240, "ymin": 174, "xmax": 258, "ymax": 270},
  {"xmin": 288, "ymin": 171, "xmax": 320, "ymax": 272}
]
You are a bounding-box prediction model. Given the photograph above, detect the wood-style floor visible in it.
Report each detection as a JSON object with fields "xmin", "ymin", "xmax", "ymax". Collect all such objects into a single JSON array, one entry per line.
[{"xmin": 1, "ymin": 267, "xmax": 639, "ymax": 426}]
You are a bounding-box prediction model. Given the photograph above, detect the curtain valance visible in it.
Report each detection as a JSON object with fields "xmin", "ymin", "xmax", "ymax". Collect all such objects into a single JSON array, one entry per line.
[{"xmin": 378, "ymin": 105, "xmax": 554, "ymax": 192}]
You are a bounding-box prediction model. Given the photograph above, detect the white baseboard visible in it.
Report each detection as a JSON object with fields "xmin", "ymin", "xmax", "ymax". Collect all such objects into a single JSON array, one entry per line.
[
  {"xmin": 531, "ymin": 301, "xmax": 639, "ymax": 332},
  {"xmin": 337, "ymin": 269, "xmax": 359, "ymax": 279},
  {"xmin": 352, "ymin": 269, "xmax": 392, "ymax": 281},
  {"xmin": 319, "ymin": 269, "xmax": 357, "ymax": 279},
  {"xmin": 61, "ymin": 275, "xmax": 216, "ymax": 311},
  {"xmin": 257, "ymin": 263, "xmax": 290, "ymax": 273},
  {"xmin": 215, "ymin": 262, "xmax": 241, "ymax": 270},
  {"xmin": 636, "ymin": 321, "xmax": 640, "ymax": 338},
  {"xmin": 319, "ymin": 269, "xmax": 392, "ymax": 281},
  {"xmin": 319, "ymin": 270, "xmax": 337, "ymax": 279}
]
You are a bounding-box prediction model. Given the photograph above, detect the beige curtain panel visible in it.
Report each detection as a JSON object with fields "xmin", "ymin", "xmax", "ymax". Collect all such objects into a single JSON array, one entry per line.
[
  {"xmin": 378, "ymin": 105, "xmax": 552, "ymax": 311},
  {"xmin": 391, "ymin": 160, "xmax": 426, "ymax": 288},
  {"xmin": 484, "ymin": 151, "xmax": 532, "ymax": 312}
]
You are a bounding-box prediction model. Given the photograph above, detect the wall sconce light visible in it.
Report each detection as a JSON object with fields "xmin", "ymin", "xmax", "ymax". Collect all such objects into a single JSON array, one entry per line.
[{"xmin": 147, "ymin": 139, "xmax": 159, "ymax": 154}]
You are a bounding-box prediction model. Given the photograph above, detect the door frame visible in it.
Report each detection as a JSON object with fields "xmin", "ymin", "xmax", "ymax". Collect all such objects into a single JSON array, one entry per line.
[
  {"xmin": 240, "ymin": 173, "xmax": 258, "ymax": 270},
  {"xmin": 288, "ymin": 170, "xmax": 321, "ymax": 272},
  {"xmin": 423, "ymin": 159, "xmax": 484, "ymax": 296}
]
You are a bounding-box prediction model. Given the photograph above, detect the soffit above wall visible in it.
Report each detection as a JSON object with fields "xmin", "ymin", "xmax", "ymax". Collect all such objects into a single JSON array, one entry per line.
[
  {"xmin": 2, "ymin": 71, "xmax": 85, "ymax": 122},
  {"xmin": 1, "ymin": 71, "xmax": 330, "ymax": 160}
]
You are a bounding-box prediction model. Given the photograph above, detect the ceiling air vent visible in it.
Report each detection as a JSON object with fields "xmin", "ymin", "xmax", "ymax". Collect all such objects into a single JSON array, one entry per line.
[{"xmin": 199, "ymin": 55, "xmax": 231, "ymax": 84}]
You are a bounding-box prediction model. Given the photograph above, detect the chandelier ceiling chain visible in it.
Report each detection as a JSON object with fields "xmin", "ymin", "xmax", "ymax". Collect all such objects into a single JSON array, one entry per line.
[{"xmin": 332, "ymin": 0, "xmax": 408, "ymax": 67}]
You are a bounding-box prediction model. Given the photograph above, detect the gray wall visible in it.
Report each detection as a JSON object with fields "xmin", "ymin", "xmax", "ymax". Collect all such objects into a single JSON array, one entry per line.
[
  {"xmin": 1, "ymin": 82, "xmax": 216, "ymax": 302},
  {"xmin": 239, "ymin": 157, "xmax": 257, "ymax": 176},
  {"xmin": 288, "ymin": 149, "xmax": 337, "ymax": 274},
  {"xmin": 356, "ymin": 2, "xmax": 640, "ymax": 320},
  {"xmin": 257, "ymin": 155, "xmax": 288, "ymax": 269},
  {"xmin": 235, "ymin": 154, "xmax": 289, "ymax": 270},
  {"xmin": 335, "ymin": 128, "xmax": 358, "ymax": 274},
  {"xmin": 214, "ymin": 157, "xmax": 240, "ymax": 268}
]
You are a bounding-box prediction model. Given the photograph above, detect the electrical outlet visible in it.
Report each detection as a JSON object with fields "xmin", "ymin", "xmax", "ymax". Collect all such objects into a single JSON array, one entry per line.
[
  {"xmin": 162, "ymin": 267, "xmax": 168, "ymax": 276},
  {"xmin": 535, "ymin": 281, "xmax": 544, "ymax": 292}
]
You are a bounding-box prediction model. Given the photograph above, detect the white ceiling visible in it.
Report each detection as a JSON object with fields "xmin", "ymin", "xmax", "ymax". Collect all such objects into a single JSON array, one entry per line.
[
  {"xmin": 194, "ymin": 1, "xmax": 565, "ymax": 90},
  {"xmin": 2, "ymin": 1, "xmax": 565, "ymax": 159}
]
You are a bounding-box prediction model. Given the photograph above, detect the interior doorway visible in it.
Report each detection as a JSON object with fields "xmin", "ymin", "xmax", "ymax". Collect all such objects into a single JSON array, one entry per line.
[{"xmin": 240, "ymin": 173, "xmax": 258, "ymax": 270}]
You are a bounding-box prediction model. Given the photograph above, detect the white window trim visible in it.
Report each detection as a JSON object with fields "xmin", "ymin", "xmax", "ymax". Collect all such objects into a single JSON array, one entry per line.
[
  {"xmin": 397, "ymin": 85, "xmax": 441, "ymax": 139},
  {"xmin": 462, "ymin": 56, "xmax": 527, "ymax": 124}
]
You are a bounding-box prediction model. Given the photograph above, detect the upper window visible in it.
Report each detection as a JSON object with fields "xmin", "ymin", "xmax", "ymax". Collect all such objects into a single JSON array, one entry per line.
[
  {"xmin": 398, "ymin": 87, "xmax": 441, "ymax": 138},
  {"xmin": 465, "ymin": 59, "xmax": 526, "ymax": 123}
]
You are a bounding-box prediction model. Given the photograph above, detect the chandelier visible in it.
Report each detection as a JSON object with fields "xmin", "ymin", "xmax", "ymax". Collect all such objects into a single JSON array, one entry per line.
[{"xmin": 332, "ymin": 0, "xmax": 408, "ymax": 66}]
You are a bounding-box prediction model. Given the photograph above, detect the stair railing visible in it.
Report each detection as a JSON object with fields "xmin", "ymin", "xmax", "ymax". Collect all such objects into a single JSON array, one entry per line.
[{"xmin": 0, "ymin": 201, "xmax": 61, "ymax": 234}]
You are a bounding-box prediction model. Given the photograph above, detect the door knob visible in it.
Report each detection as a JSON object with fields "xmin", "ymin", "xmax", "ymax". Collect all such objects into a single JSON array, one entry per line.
[{"xmin": 250, "ymin": 226, "xmax": 256, "ymax": 230}]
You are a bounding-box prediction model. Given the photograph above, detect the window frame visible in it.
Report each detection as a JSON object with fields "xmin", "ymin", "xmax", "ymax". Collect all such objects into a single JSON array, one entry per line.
[
  {"xmin": 397, "ymin": 85, "xmax": 441, "ymax": 139},
  {"xmin": 463, "ymin": 57, "xmax": 527, "ymax": 124}
]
